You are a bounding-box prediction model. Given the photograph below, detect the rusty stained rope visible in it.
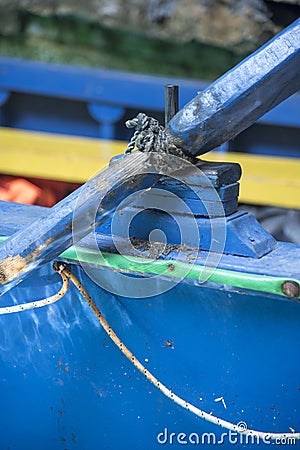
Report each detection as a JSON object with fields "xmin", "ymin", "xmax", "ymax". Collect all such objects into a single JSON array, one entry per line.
[{"xmin": 48, "ymin": 263, "xmax": 298, "ymax": 443}]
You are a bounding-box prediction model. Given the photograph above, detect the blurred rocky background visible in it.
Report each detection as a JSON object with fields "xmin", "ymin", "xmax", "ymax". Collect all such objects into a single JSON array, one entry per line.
[{"xmin": 0, "ymin": 0, "xmax": 299, "ymax": 79}]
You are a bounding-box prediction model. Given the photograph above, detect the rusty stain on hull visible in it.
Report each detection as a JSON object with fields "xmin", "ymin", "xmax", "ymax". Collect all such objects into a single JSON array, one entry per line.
[
  {"xmin": 0, "ymin": 239, "xmax": 51, "ymax": 284},
  {"xmin": 0, "ymin": 255, "xmax": 26, "ymax": 283}
]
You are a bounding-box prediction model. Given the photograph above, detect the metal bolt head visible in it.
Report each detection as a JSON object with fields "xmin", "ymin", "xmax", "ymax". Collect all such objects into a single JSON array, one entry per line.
[{"xmin": 281, "ymin": 280, "xmax": 300, "ymax": 299}]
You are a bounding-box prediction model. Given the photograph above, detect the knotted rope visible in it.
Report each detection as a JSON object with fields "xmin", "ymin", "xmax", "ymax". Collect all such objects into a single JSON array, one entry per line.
[{"xmin": 124, "ymin": 113, "xmax": 195, "ymax": 162}]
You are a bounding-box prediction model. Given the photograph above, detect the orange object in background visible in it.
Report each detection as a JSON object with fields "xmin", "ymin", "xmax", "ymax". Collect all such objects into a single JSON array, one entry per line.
[
  {"xmin": 0, "ymin": 175, "xmax": 80, "ymax": 207},
  {"xmin": 0, "ymin": 176, "xmax": 42, "ymax": 204}
]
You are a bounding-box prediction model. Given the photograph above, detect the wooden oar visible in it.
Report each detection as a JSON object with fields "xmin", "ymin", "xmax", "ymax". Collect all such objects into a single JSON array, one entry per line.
[
  {"xmin": 168, "ymin": 18, "xmax": 300, "ymax": 155},
  {"xmin": 0, "ymin": 151, "xmax": 161, "ymax": 295},
  {"xmin": 0, "ymin": 19, "xmax": 299, "ymax": 296}
]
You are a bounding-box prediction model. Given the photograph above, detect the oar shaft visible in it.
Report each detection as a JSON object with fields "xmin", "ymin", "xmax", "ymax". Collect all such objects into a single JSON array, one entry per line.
[
  {"xmin": 168, "ymin": 18, "xmax": 300, "ymax": 156},
  {"xmin": 0, "ymin": 151, "xmax": 156, "ymax": 296}
]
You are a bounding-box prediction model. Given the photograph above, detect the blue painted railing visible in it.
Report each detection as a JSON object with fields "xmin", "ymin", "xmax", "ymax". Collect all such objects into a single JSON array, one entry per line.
[
  {"xmin": 0, "ymin": 56, "xmax": 299, "ymax": 156},
  {"xmin": 0, "ymin": 57, "xmax": 207, "ymax": 141}
]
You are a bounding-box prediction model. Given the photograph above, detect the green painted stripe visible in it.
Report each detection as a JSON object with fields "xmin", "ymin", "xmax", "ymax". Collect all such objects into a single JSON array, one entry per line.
[{"xmin": 0, "ymin": 236, "xmax": 299, "ymax": 299}]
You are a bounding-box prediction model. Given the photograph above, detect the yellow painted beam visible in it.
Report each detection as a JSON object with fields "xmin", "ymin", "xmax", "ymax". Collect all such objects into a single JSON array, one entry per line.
[
  {"xmin": 208, "ymin": 152, "xmax": 300, "ymax": 209},
  {"xmin": 0, "ymin": 127, "xmax": 124, "ymax": 183},
  {"xmin": 0, "ymin": 127, "xmax": 299, "ymax": 209}
]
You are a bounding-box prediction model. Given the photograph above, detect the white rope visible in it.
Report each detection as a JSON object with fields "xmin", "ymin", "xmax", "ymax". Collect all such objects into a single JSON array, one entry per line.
[
  {"xmin": 0, "ymin": 260, "xmax": 298, "ymax": 441},
  {"xmin": 59, "ymin": 265, "xmax": 299, "ymax": 442},
  {"xmin": 0, "ymin": 263, "xmax": 69, "ymax": 315}
]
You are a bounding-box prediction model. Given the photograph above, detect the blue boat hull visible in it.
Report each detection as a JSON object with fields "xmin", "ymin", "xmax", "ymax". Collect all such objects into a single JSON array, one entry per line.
[{"xmin": 0, "ymin": 263, "xmax": 299, "ymax": 449}]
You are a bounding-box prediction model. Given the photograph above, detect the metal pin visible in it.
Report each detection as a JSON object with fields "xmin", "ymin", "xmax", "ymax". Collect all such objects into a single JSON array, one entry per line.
[{"xmin": 164, "ymin": 84, "xmax": 179, "ymax": 127}]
